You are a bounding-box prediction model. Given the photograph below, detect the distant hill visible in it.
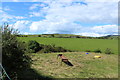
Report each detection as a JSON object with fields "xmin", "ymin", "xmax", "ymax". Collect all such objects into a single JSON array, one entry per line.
[
  {"xmin": 101, "ymin": 35, "xmax": 119, "ymax": 39},
  {"xmin": 17, "ymin": 34, "xmax": 119, "ymax": 39}
]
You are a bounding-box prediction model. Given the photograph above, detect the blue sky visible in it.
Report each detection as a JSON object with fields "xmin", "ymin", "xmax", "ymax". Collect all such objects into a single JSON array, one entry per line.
[{"xmin": 0, "ymin": 0, "xmax": 118, "ymax": 37}]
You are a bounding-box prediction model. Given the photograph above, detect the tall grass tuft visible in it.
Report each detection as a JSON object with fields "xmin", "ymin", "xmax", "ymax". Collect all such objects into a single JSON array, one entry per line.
[{"xmin": 105, "ymin": 48, "xmax": 113, "ymax": 54}]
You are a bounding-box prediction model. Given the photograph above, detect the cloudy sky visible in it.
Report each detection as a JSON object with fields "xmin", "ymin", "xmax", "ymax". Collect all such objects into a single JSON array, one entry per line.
[{"xmin": 0, "ymin": 0, "xmax": 118, "ymax": 37}]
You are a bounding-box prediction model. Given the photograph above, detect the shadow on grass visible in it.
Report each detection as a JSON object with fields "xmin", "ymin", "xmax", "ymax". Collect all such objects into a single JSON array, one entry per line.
[
  {"xmin": 18, "ymin": 68, "xmax": 54, "ymax": 80},
  {"xmin": 63, "ymin": 61, "xmax": 73, "ymax": 66},
  {"xmin": 17, "ymin": 61, "xmax": 73, "ymax": 80}
]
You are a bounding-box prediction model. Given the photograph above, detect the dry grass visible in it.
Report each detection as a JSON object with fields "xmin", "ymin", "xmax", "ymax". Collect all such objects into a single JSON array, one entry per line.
[{"xmin": 28, "ymin": 52, "xmax": 118, "ymax": 78}]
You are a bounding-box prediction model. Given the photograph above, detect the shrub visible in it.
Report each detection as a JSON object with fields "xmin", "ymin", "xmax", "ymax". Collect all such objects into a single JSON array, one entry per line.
[
  {"xmin": 38, "ymin": 35, "xmax": 41, "ymax": 37},
  {"xmin": 54, "ymin": 47, "xmax": 67, "ymax": 52},
  {"xmin": 39, "ymin": 44, "xmax": 70, "ymax": 53},
  {"xmin": 27, "ymin": 40, "xmax": 41, "ymax": 53},
  {"xmin": 43, "ymin": 45, "xmax": 53, "ymax": 53},
  {"xmin": 105, "ymin": 48, "xmax": 113, "ymax": 54},
  {"xmin": 2, "ymin": 23, "xmax": 31, "ymax": 79},
  {"xmin": 94, "ymin": 49, "xmax": 102, "ymax": 53},
  {"xmin": 27, "ymin": 42, "xmax": 72, "ymax": 53},
  {"xmin": 85, "ymin": 50, "xmax": 91, "ymax": 52}
]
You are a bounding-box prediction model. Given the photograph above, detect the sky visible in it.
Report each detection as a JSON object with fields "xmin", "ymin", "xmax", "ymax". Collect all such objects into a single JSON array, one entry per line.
[{"xmin": 0, "ymin": 0, "xmax": 119, "ymax": 37}]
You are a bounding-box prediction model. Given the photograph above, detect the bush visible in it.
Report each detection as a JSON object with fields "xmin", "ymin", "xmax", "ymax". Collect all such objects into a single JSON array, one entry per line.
[
  {"xmin": 27, "ymin": 40, "xmax": 41, "ymax": 53},
  {"xmin": 42, "ymin": 45, "xmax": 53, "ymax": 53},
  {"xmin": 54, "ymin": 47, "xmax": 67, "ymax": 52},
  {"xmin": 26, "ymin": 41, "xmax": 72, "ymax": 53},
  {"xmin": 39, "ymin": 44, "xmax": 69, "ymax": 53},
  {"xmin": 85, "ymin": 50, "xmax": 91, "ymax": 52},
  {"xmin": 94, "ymin": 49, "xmax": 102, "ymax": 53},
  {"xmin": 38, "ymin": 35, "xmax": 41, "ymax": 37},
  {"xmin": 105, "ymin": 48, "xmax": 113, "ymax": 54},
  {"xmin": 2, "ymin": 23, "xmax": 31, "ymax": 79}
]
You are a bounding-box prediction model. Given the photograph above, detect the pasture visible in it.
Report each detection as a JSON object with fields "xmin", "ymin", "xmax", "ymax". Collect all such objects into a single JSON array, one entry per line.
[
  {"xmin": 18, "ymin": 37, "xmax": 118, "ymax": 79},
  {"xmin": 20, "ymin": 52, "xmax": 118, "ymax": 78},
  {"xmin": 18, "ymin": 37, "xmax": 118, "ymax": 54}
]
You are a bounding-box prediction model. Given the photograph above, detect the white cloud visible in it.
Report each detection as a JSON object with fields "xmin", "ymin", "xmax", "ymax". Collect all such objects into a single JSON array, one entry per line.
[
  {"xmin": 2, "ymin": 0, "xmax": 119, "ymax": 2},
  {"xmin": 29, "ymin": 3, "xmax": 46, "ymax": 10},
  {"xmin": 29, "ymin": 4, "xmax": 40, "ymax": 10},
  {"xmin": 1, "ymin": 14, "xmax": 26, "ymax": 22},
  {"xmin": 10, "ymin": 0, "xmax": 19, "ymax": 2},
  {"xmin": 13, "ymin": 0, "xmax": 19, "ymax": 2},
  {"xmin": 23, "ymin": 32, "xmax": 30, "ymax": 35},
  {"xmin": 91, "ymin": 25, "xmax": 118, "ymax": 34},
  {"xmin": 1, "ymin": 1, "xmax": 118, "ymax": 37},
  {"xmin": 29, "ymin": 19, "xmax": 81, "ymax": 34},
  {"xmin": 30, "ymin": 18, "xmax": 118, "ymax": 36},
  {"xmin": 29, "ymin": 1, "xmax": 118, "ymax": 36},
  {"xmin": 78, "ymin": 32, "xmax": 108, "ymax": 37},
  {"xmin": 40, "ymin": 1, "xmax": 117, "ymax": 24},
  {"xmin": 29, "ymin": 3, "xmax": 47, "ymax": 17},
  {"xmin": 15, "ymin": 16, "xmax": 26, "ymax": 19},
  {"xmin": 85, "ymin": 0, "xmax": 119, "ymax": 2},
  {"xmin": 30, "ymin": 21, "xmax": 40, "ymax": 31},
  {"xmin": 78, "ymin": 32, "xmax": 118, "ymax": 37},
  {"xmin": 1, "ymin": 13, "xmax": 14, "ymax": 22},
  {"xmin": 29, "ymin": 12, "xmax": 41, "ymax": 17},
  {"xmin": 1, "ymin": 10, "xmax": 26, "ymax": 22},
  {"xmin": 12, "ymin": 20, "xmax": 30, "ymax": 31},
  {"xmin": 28, "ymin": 0, "xmax": 120, "ymax": 2},
  {"xmin": 3, "ymin": 6, "xmax": 11, "ymax": 11},
  {"xmin": 76, "ymin": 25, "xmax": 118, "ymax": 37}
]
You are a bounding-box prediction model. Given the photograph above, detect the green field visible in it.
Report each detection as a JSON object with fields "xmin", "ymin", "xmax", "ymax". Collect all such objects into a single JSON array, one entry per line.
[
  {"xmin": 19, "ymin": 52, "xmax": 118, "ymax": 78},
  {"xmin": 18, "ymin": 37, "xmax": 118, "ymax": 54},
  {"xmin": 18, "ymin": 37, "xmax": 118, "ymax": 79}
]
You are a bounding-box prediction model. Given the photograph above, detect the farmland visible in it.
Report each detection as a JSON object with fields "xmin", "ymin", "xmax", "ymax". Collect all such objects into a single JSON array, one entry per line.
[
  {"xmin": 18, "ymin": 37, "xmax": 118, "ymax": 54},
  {"xmin": 18, "ymin": 36, "xmax": 118, "ymax": 79},
  {"xmin": 19, "ymin": 52, "xmax": 118, "ymax": 79}
]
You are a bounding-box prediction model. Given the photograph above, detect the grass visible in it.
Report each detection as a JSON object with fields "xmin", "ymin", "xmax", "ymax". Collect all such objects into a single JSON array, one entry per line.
[
  {"xmin": 23, "ymin": 52, "xmax": 118, "ymax": 78},
  {"xmin": 18, "ymin": 37, "xmax": 118, "ymax": 79},
  {"xmin": 18, "ymin": 37, "xmax": 118, "ymax": 54}
]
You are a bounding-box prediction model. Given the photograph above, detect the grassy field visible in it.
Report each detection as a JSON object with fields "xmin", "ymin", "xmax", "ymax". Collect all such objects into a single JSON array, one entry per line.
[
  {"xmin": 18, "ymin": 37, "xmax": 118, "ymax": 54},
  {"xmin": 20, "ymin": 52, "xmax": 118, "ymax": 78}
]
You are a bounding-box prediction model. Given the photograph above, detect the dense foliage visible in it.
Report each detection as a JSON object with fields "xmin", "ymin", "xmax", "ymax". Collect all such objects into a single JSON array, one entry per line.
[
  {"xmin": 94, "ymin": 49, "xmax": 102, "ymax": 53},
  {"xmin": 27, "ymin": 40, "xmax": 41, "ymax": 53},
  {"xmin": 2, "ymin": 23, "xmax": 31, "ymax": 79},
  {"xmin": 27, "ymin": 40, "xmax": 71, "ymax": 53},
  {"xmin": 40, "ymin": 44, "xmax": 70, "ymax": 53}
]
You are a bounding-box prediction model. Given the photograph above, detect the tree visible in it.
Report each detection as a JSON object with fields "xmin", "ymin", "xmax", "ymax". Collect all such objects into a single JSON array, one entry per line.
[
  {"xmin": 2, "ymin": 23, "xmax": 31, "ymax": 79},
  {"xmin": 27, "ymin": 40, "xmax": 41, "ymax": 53}
]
